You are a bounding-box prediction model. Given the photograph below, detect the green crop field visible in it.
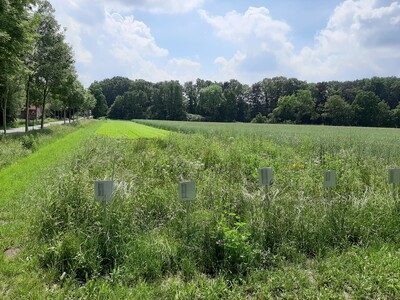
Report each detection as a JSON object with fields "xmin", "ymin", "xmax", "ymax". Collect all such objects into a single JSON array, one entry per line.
[
  {"xmin": 96, "ymin": 120, "xmax": 169, "ymax": 139},
  {"xmin": 2, "ymin": 119, "xmax": 400, "ymax": 299}
]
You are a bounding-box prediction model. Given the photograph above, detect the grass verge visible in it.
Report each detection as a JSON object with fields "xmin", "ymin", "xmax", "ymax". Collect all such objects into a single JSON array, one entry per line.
[
  {"xmin": 0, "ymin": 121, "xmax": 83, "ymax": 170},
  {"xmin": 0, "ymin": 120, "xmax": 101, "ymax": 299}
]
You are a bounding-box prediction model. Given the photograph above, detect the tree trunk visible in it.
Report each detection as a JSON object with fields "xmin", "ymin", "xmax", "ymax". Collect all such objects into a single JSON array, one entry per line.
[
  {"xmin": 2, "ymin": 104, "xmax": 6, "ymax": 134},
  {"xmin": 1, "ymin": 85, "xmax": 9, "ymax": 134},
  {"xmin": 63, "ymin": 107, "xmax": 66, "ymax": 124},
  {"xmin": 41, "ymin": 84, "xmax": 48, "ymax": 129},
  {"xmin": 25, "ymin": 74, "xmax": 31, "ymax": 133}
]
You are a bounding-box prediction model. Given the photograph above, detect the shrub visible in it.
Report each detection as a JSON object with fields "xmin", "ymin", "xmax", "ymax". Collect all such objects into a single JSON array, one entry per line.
[{"xmin": 251, "ymin": 113, "xmax": 267, "ymax": 123}]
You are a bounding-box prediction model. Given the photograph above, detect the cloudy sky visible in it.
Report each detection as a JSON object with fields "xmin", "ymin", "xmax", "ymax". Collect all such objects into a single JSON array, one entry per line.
[{"xmin": 49, "ymin": 0, "xmax": 400, "ymax": 86}]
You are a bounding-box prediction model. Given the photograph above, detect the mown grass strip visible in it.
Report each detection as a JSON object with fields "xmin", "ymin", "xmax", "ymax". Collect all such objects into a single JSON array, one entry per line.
[
  {"xmin": 0, "ymin": 121, "xmax": 101, "ymax": 207},
  {"xmin": 95, "ymin": 120, "xmax": 170, "ymax": 139},
  {"xmin": 0, "ymin": 120, "xmax": 102, "ymax": 299},
  {"xmin": 0, "ymin": 120, "xmax": 102, "ymax": 247}
]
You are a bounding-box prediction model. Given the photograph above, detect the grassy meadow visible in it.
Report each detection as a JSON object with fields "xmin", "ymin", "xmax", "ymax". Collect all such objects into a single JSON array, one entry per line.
[{"xmin": 2, "ymin": 119, "xmax": 400, "ymax": 298}]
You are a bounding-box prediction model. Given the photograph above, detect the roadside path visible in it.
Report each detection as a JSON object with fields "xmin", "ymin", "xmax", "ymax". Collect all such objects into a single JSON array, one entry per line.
[{"xmin": 1, "ymin": 120, "xmax": 76, "ymax": 135}]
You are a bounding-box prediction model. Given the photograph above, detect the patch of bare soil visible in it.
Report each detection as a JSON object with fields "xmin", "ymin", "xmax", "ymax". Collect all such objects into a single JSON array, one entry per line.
[{"xmin": 4, "ymin": 247, "xmax": 21, "ymax": 259}]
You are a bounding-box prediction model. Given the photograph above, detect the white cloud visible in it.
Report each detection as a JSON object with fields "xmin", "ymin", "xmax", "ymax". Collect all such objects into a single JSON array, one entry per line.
[
  {"xmin": 115, "ymin": 0, "xmax": 205, "ymax": 14},
  {"xmin": 168, "ymin": 58, "xmax": 201, "ymax": 69},
  {"xmin": 200, "ymin": 2, "xmax": 400, "ymax": 82},
  {"xmin": 214, "ymin": 51, "xmax": 246, "ymax": 80},
  {"xmin": 199, "ymin": 7, "xmax": 292, "ymax": 53},
  {"xmin": 127, "ymin": 57, "xmax": 202, "ymax": 83},
  {"xmin": 64, "ymin": 16, "xmax": 93, "ymax": 64},
  {"xmin": 290, "ymin": 0, "xmax": 400, "ymax": 81},
  {"xmin": 54, "ymin": 0, "xmax": 204, "ymax": 15},
  {"xmin": 104, "ymin": 11, "xmax": 168, "ymax": 62},
  {"xmin": 129, "ymin": 60, "xmax": 173, "ymax": 82},
  {"xmin": 199, "ymin": 7, "xmax": 293, "ymax": 82},
  {"xmin": 165, "ymin": 58, "xmax": 202, "ymax": 82},
  {"xmin": 101, "ymin": 11, "xmax": 177, "ymax": 82}
]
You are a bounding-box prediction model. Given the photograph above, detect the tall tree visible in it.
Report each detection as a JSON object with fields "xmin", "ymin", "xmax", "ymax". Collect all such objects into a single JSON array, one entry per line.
[
  {"xmin": 152, "ymin": 81, "xmax": 185, "ymax": 120},
  {"xmin": 271, "ymin": 90, "xmax": 317, "ymax": 124},
  {"xmin": 198, "ymin": 84, "xmax": 226, "ymax": 121},
  {"xmin": 322, "ymin": 95, "xmax": 353, "ymax": 126},
  {"xmin": 34, "ymin": 0, "xmax": 74, "ymax": 129},
  {"xmin": 248, "ymin": 82, "xmax": 265, "ymax": 120},
  {"xmin": 81, "ymin": 89, "xmax": 96, "ymax": 118},
  {"xmin": 89, "ymin": 82, "xmax": 108, "ymax": 119},
  {"xmin": 0, "ymin": 0, "xmax": 34, "ymax": 133},
  {"xmin": 222, "ymin": 79, "xmax": 245, "ymax": 122},
  {"xmin": 23, "ymin": 6, "xmax": 41, "ymax": 132},
  {"xmin": 271, "ymin": 94, "xmax": 298, "ymax": 123},
  {"xmin": 183, "ymin": 81, "xmax": 198, "ymax": 114},
  {"xmin": 351, "ymin": 91, "xmax": 382, "ymax": 127},
  {"xmin": 261, "ymin": 77, "xmax": 307, "ymax": 115},
  {"xmin": 98, "ymin": 76, "xmax": 132, "ymax": 107},
  {"xmin": 295, "ymin": 90, "xmax": 317, "ymax": 123},
  {"xmin": 108, "ymin": 91, "xmax": 148, "ymax": 120}
]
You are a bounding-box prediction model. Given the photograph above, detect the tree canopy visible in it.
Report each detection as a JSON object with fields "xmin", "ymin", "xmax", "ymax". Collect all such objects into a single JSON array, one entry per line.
[{"xmin": 0, "ymin": 0, "xmax": 94, "ymax": 132}]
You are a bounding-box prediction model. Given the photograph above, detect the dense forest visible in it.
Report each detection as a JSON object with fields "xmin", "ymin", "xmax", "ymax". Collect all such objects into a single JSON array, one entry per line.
[
  {"xmin": 90, "ymin": 76, "xmax": 400, "ymax": 127},
  {"xmin": 0, "ymin": 0, "xmax": 95, "ymax": 133}
]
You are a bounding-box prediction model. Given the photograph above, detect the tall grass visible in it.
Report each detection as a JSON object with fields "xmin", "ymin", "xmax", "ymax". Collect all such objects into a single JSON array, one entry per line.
[{"xmin": 32, "ymin": 120, "xmax": 400, "ymax": 294}]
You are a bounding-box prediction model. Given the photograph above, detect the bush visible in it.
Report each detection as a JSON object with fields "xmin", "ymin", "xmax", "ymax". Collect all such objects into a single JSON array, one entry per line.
[
  {"xmin": 20, "ymin": 135, "xmax": 38, "ymax": 151},
  {"xmin": 186, "ymin": 113, "xmax": 205, "ymax": 122},
  {"xmin": 251, "ymin": 113, "xmax": 267, "ymax": 123}
]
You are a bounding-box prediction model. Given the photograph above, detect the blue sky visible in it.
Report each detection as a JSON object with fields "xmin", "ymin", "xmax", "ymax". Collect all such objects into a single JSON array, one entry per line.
[{"xmin": 50, "ymin": 0, "xmax": 400, "ymax": 86}]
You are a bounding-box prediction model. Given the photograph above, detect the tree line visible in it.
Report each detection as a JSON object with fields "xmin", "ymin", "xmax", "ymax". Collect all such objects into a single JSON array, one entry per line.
[
  {"xmin": 90, "ymin": 76, "xmax": 400, "ymax": 127},
  {"xmin": 0, "ymin": 0, "xmax": 95, "ymax": 134}
]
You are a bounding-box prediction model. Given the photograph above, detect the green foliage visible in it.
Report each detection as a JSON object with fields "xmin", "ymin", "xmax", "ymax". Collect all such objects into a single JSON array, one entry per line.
[
  {"xmin": 151, "ymin": 81, "xmax": 185, "ymax": 120},
  {"xmin": 34, "ymin": 0, "xmax": 75, "ymax": 127},
  {"xmin": 391, "ymin": 104, "xmax": 400, "ymax": 127},
  {"xmin": 352, "ymin": 91, "xmax": 383, "ymax": 127},
  {"xmin": 90, "ymin": 76, "xmax": 400, "ymax": 128},
  {"xmin": 108, "ymin": 91, "xmax": 148, "ymax": 120},
  {"xmin": 89, "ymin": 82, "xmax": 108, "ymax": 119},
  {"xmin": 97, "ymin": 76, "xmax": 133, "ymax": 107},
  {"xmin": 198, "ymin": 84, "xmax": 226, "ymax": 121},
  {"xmin": 272, "ymin": 90, "xmax": 318, "ymax": 124},
  {"xmin": 251, "ymin": 112, "xmax": 267, "ymax": 123},
  {"xmin": 210, "ymin": 213, "xmax": 255, "ymax": 274},
  {"xmin": 186, "ymin": 113, "xmax": 205, "ymax": 122},
  {"xmin": 323, "ymin": 95, "xmax": 353, "ymax": 125}
]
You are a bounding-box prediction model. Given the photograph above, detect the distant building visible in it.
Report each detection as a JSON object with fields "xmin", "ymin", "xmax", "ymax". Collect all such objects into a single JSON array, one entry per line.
[{"xmin": 19, "ymin": 106, "xmax": 42, "ymax": 120}]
